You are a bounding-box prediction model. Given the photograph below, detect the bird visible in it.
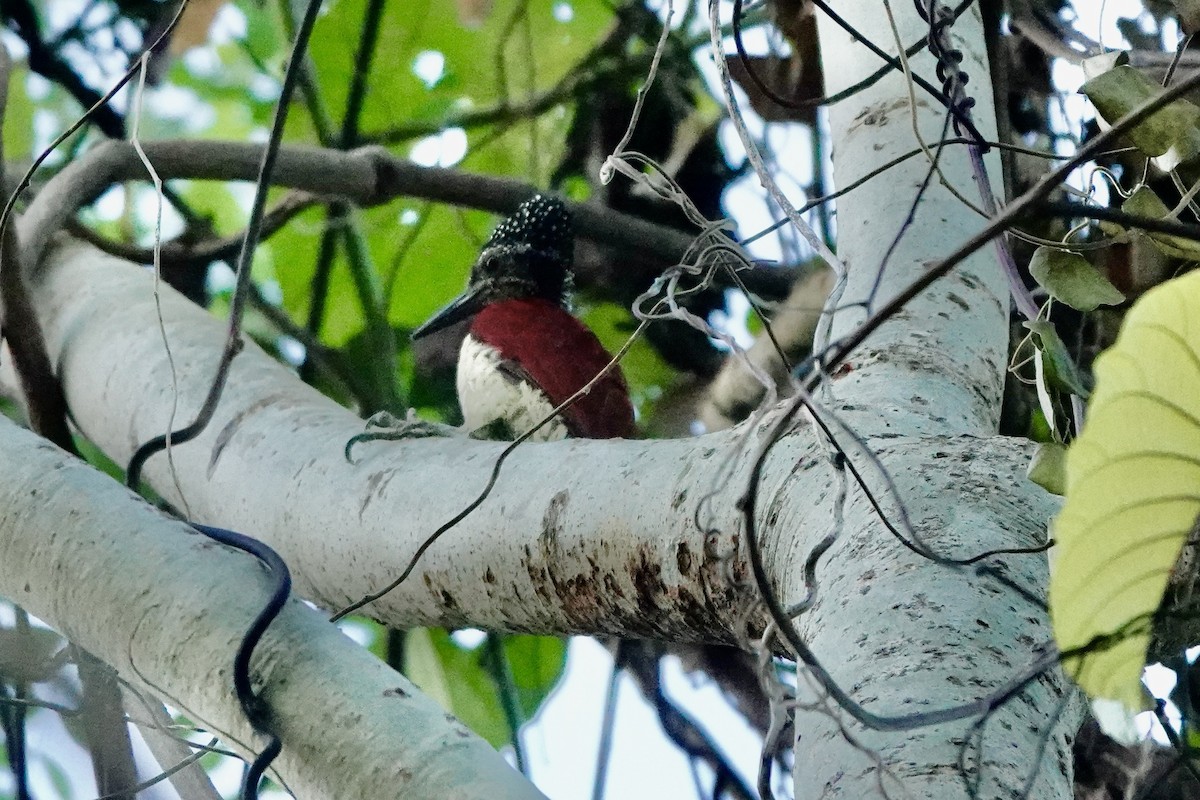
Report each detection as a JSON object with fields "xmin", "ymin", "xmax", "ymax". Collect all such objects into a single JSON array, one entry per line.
[{"xmin": 409, "ymin": 194, "xmax": 636, "ymax": 443}]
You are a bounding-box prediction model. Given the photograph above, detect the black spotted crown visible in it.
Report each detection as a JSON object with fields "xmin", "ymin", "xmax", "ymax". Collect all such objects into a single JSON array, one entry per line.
[{"xmin": 486, "ymin": 194, "xmax": 573, "ymax": 267}]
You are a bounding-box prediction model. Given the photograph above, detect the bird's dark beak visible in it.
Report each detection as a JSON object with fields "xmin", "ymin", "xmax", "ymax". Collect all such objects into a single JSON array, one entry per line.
[{"xmin": 411, "ymin": 287, "xmax": 486, "ymax": 340}]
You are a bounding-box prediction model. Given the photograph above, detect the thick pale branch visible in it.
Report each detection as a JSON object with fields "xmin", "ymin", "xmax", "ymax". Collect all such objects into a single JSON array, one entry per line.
[
  {"xmin": 817, "ymin": 7, "xmax": 1009, "ymax": 437},
  {"xmin": 20, "ymin": 238, "xmax": 769, "ymax": 642},
  {"xmin": 0, "ymin": 416, "xmax": 542, "ymax": 800}
]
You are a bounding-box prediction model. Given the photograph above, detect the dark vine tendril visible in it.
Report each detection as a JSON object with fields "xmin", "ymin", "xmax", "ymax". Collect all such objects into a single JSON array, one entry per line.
[{"xmin": 914, "ymin": 0, "xmax": 984, "ymax": 147}]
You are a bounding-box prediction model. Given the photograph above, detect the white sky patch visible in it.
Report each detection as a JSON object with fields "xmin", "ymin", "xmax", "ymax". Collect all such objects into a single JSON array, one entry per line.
[
  {"xmin": 1, "ymin": 30, "xmax": 28, "ymax": 60},
  {"xmin": 413, "ymin": 50, "xmax": 446, "ymax": 89},
  {"xmin": 527, "ymin": 639, "xmax": 762, "ymax": 799},
  {"xmin": 26, "ymin": 71, "xmax": 50, "ymax": 101},
  {"xmin": 92, "ymin": 185, "xmax": 126, "ymax": 221},
  {"xmin": 182, "ymin": 46, "xmax": 222, "ymax": 78},
  {"xmin": 44, "ymin": 0, "xmax": 85, "ymax": 32},
  {"xmin": 258, "ymin": 280, "xmax": 283, "ymax": 305},
  {"xmin": 212, "ymin": 3, "xmax": 249, "ymax": 42},
  {"xmin": 278, "ymin": 337, "xmax": 307, "ymax": 367},
  {"xmin": 337, "ymin": 618, "xmax": 376, "ymax": 647},
  {"xmin": 400, "ymin": 208, "xmax": 420, "ymax": 225},
  {"xmin": 146, "ymin": 84, "xmax": 216, "ymax": 132},
  {"xmin": 207, "ymin": 261, "xmax": 237, "ymax": 295},
  {"xmin": 409, "ymin": 127, "xmax": 468, "ymax": 167},
  {"xmin": 134, "ymin": 187, "xmax": 185, "ymax": 245},
  {"xmin": 451, "ymin": 628, "xmax": 487, "ymax": 649},
  {"xmin": 114, "ymin": 18, "xmax": 141, "ymax": 50},
  {"xmin": 251, "ymin": 73, "xmax": 282, "ymax": 101},
  {"xmin": 553, "ymin": 2, "xmax": 574, "ymax": 23}
]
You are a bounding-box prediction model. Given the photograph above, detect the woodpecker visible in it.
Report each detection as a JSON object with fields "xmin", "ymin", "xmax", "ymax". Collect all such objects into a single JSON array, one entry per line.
[{"xmin": 411, "ymin": 195, "xmax": 636, "ymax": 442}]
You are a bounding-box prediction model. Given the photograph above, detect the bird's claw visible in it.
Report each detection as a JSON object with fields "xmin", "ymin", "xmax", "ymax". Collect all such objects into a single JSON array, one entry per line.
[{"xmin": 344, "ymin": 410, "xmax": 460, "ymax": 462}]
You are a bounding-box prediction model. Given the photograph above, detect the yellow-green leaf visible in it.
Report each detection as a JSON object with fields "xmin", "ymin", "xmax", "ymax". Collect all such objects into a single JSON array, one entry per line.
[
  {"xmin": 1028, "ymin": 247, "xmax": 1125, "ymax": 312},
  {"xmin": 1049, "ymin": 269, "xmax": 1200, "ymax": 709},
  {"xmin": 1028, "ymin": 441, "xmax": 1068, "ymax": 495}
]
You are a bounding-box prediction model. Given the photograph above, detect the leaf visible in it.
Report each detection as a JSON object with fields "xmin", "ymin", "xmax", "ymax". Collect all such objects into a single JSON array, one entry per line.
[
  {"xmin": 1122, "ymin": 185, "xmax": 1200, "ymax": 259},
  {"xmin": 1171, "ymin": 0, "xmax": 1200, "ymax": 33},
  {"xmin": 1049, "ymin": 268, "xmax": 1200, "ymax": 709},
  {"xmin": 1028, "ymin": 247, "xmax": 1125, "ymax": 311},
  {"xmin": 1023, "ymin": 320, "xmax": 1091, "ymax": 398},
  {"xmin": 501, "ymin": 634, "xmax": 568, "ymax": 719},
  {"xmin": 1081, "ymin": 63, "xmax": 1200, "ymax": 170},
  {"xmin": 403, "ymin": 629, "xmax": 566, "ymax": 747},
  {"xmin": 1081, "ymin": 51, "xmax": 1128, "ymax": 81},
  {"xmin": 1028, "ymin": 441, "xmax": 1067, "ymax": 496}
]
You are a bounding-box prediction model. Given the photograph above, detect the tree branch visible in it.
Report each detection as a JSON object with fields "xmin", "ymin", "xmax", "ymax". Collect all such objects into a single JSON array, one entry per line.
[
  {"xmin": 19, "ymin": 238, "xmax": 766, "ymax": 642},
  {"xmin": 17, "ymin": 140, "xmax": 723, "ymax": 281},
  {"xmin": 0, "ymin": 413, "xmax": 543, "ymax": 800}
]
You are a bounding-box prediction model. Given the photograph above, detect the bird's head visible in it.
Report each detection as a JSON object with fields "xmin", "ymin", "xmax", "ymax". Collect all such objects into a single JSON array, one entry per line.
[{"xmin": 412, "ymin": 195, "xmax": 573, "ymax": 340}]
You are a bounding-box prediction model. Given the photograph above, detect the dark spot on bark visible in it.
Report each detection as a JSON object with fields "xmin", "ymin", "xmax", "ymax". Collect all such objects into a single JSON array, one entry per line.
[
  {"xmin": 440, "ymin": 589, "xmax": 458, "ymax": 610},
  {"xmin": 484, "ymin": 567, "xmax": 495, "ymax": 583},
  {"xmin": 628, "ymin": 545, "xmax": 665, "ymax": 615},
  {"xmin": 542, "ymin": 490, "xmax": 569, "ymax": 546},
  {"xmin": 359, "ymin": 470, "xmax": 392, "ymax": 519},
  {"xmin": 676, "ymin": 542, "xmax": 692, "ymax": 574},
  {"xmin": 946, "ymin": 292, "xmax": 970, "ymax": 312},
  {"xmin": 383, "ymin": 687, "xmax": 409, "ymax": 698},
  {"xmin": 526, "ymin": 558, "xmax": 553, "ymax": 603},
  {"xmin": 208, "ymin": 394, "xmax": 284, "ymax": 477},
  {"xmin": 671, "ymin": 489, "xmax": 688, "ymax": 510}
]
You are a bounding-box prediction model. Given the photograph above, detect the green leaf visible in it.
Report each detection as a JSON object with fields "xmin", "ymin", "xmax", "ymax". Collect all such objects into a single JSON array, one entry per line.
[
  {"xmin": 307, "ymin": 0, "xmax": 611, "ymax": 141},
  {"xmin": 1023, "ymin": 320, "xmax": 1091, "ymax": 398},
  {"xmin": 1028, "ymin": 247, "xmax": 1125, "ymax": 312},
  {"xmin": 1081, "ymin": 63, "xmax": 1200, "ymax": 170},
  {"xmin": 5, "ymin": 63, "xmax": 35, "ymax": 163},
  {"xmin": 1049, "ymin": 268, "xmax": 1200, "ymax": 709},
  {"xmin": 42, "ymin": 753, "xmax": 73, "ymax": 800},
  {"xmin": 403, "ymin": 629, "xmax": 566, "ymax": 747},
  {"xmin": 1122, "ymin": 186, "xmax": 1200, "ymax": 259},
  {"xmin": 501, "ymin": 634, "xmax": 568, "ymax": 719},
  {"xmin": 1028, "ymin": 442, "xmax": 1068, "ymax": 495}
]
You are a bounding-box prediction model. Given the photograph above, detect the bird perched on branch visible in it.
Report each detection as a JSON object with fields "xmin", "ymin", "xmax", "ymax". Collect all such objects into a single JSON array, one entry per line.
[
  {"xmin": 412, "ymin": 194, "xmax": 635, "ymax": 442},
  {"xmin": 347, "ymin": 195, "xmax": 635, "ymax": 457}
]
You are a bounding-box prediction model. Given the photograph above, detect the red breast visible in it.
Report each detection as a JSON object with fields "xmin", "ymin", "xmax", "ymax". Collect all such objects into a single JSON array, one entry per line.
[{"xmin": 468, "ymin": 298, "xmax": 635, "ymax": 439}]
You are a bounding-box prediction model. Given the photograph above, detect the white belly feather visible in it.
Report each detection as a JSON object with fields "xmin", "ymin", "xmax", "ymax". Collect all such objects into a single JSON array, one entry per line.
[{"xmin": 457, "ymin": 336, "xmax": 570, "ymax": 442}]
